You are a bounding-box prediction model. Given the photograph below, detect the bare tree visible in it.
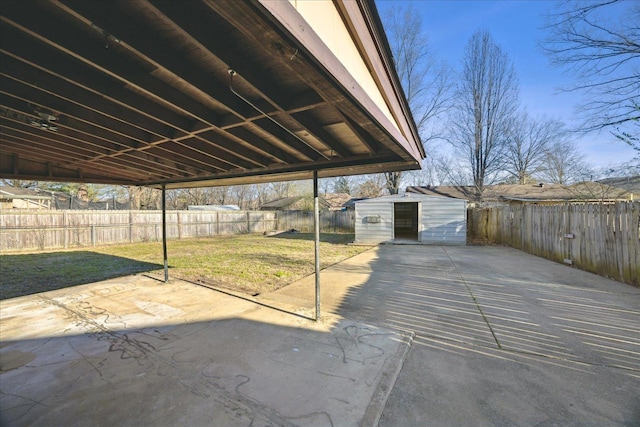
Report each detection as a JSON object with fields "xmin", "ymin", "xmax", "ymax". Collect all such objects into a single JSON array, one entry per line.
[
  {"xmin": 538, "ymin": 139, "xmax": 593, "ymax": 184},
  {"xmin": 594, "ymin": 159, "xmax": 640, "ymax": 179},
  {"xmin": 166, "ymin": 189, "xmax": 187, "ymax": 210},
  {"xmin": 208, "ymin": 186, "xmax": 230, "ymax": 205},
  {"xmin": 253, "ymin": 184, "xmax": 271, "ymax": 208},
  {"xmin": 185, "ymin": 188, "xmax": 213, "ymax": 206},
  {"xmin": 381, "ymin": 2, "xmax": 455, "ymax": 194},
  {"xmin": 333, "ymin": 176, "xmax": 352, "ymax": 194},
  {"xmin": 543, "ymin": 0, "xmax": 640, "ymax": 155},
  {"xmin": 355, "ymin": 175, "xmax": 385, "ymax": 198},
  {"xmin": 127, "ymin": 186, "xmax": 160, "ymax": 210},
  {"xmin": 503, "ymin": 113, "xmax": 568, "ymax": 184},
  {"xmin": 382, "ymin": 171, "xmax": 401, "ymax": 195},
  {"xmin": 319, "ymin": 178, "xmax": 333, "ymax": 195},
  {"xmin": 402, "ymin": 154, "xmax": 441, "ymax": 187},
  {"xmin": 230, "ymin": 185, "xmax": 252, "ymax": 210},
  {"xmin": 270, "ymin": 181, "xmax": 291, "ymax": 199},
  {"xmin": 449, "ymin": 30, "xmax": 519, "ymax": 200},
  {"xmin": 433, "ymin": 154, "xmax": 473, "ymax": 188}
]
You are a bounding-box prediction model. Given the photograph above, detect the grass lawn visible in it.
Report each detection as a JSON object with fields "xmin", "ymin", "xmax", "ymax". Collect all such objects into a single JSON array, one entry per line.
[{"xmin": 0, "ymin": 233, "xmax": 372, "ymax": 300}]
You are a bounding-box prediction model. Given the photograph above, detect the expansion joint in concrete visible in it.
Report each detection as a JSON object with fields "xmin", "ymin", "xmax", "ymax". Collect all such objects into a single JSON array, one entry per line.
[{"xmin": 441, "ymin": 247, "xmax": 503, "ymax": 350}]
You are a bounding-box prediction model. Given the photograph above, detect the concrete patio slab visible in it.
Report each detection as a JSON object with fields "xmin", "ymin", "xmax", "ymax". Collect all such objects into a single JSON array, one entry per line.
[
  {"xmin": 0, "ymin": 275, "xmax": 412, "ymax": 427},
  {"xmin": 2, "ymin": 243, "xmax": 639, "ymax": 426},
  {"xmin": 261, "ymin": 245, "xmax": 640, "ymax": 426}
]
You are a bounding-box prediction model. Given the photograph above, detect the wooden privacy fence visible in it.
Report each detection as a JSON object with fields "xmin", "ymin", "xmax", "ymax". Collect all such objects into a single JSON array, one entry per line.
[
  {"xmin": 0, "ymin": 210, "xmax": 355, "ymax": 252},
  {"xmin": 468, "ymin": 202, "xmax": 640, "ymax": 287},
  {"xmin": 274, "ymin": 210, "xmax": 355, "ymax": 233}
]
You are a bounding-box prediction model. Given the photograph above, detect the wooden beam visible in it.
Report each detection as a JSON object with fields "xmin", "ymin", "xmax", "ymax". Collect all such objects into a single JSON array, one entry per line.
[
  {"xmin": 1, "ymin": 53, "xmax": 179, "ymax": 140},
  {"xmin": 0, "ymin": 9, "xmax": 222, "ymax": 127},
  {"xmin": 55, "ymin": 0, "xmax": 328, "ymax": 163},
  {"xmin": 0, "ymin": 75, "xmax": 159, "ymax": 145},
  {"xmin": 0, "ymin": 26, "xmax": 197, "ymax": 132},
  {"xmin": 290, "ymin": 111, "xmax": 353, "ymax": 157},
  {"xmin": 0, "ymin": 139, "xmax": 145, "ymax": 181}
]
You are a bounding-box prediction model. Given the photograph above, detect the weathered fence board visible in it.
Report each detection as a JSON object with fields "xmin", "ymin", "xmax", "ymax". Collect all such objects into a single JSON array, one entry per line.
[
  {"xmin": 0, "ymin": 210, "xmax": 355, "ymax": 252},
  {"xmin": 468, "ymin": 202, "xmax": 640, "ymax": 287}
]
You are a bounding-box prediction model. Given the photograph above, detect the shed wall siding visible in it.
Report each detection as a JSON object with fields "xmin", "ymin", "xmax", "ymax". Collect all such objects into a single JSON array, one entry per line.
[
  {"xmin": 421, "ymin": 198, "xmax": 467, "ymax": 245},
  {"xmin": 354, "ymin": 195, "xmax": 467, "ymax": 245},
  {"xmin": 354, "ymin": 201, "xmax": 393, "ymax": 243}
]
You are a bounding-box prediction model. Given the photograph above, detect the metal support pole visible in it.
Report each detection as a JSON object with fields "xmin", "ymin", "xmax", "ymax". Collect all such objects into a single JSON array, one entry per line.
[
  {"xmin": 313, "ymin": 171, "xmax": 321, "ymax": 321},
  {"xmin": 162, "ymin": 184, "xmax": 169, "ymax": 283}
]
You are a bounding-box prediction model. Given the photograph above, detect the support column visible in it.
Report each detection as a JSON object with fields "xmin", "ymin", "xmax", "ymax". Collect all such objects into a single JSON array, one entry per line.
[
  {"xmin": 162, "ymin": 184, "xmax": 168, "ymax": 283},
  {"xmin": 313, "ymin": 171, "xmax": 320, "ymax": 321}
]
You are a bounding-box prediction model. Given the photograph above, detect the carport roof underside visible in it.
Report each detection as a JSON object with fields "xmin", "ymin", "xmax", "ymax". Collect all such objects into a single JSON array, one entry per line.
[{"xmin": 0, "ymin": 0, "xmax": 424, "ymax": 189}]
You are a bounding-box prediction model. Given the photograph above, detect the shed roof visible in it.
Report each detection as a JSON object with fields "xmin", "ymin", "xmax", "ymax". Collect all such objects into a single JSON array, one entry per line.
[
  {"xmin": 0, "ymin": 0, "xmax": 424, "ymax": 189},
  {"xmin": 355, "ymin": 193, "xmax": 467, "ymax": 204},
  {"xmin": 406, "ymin": 186, "xmax": 472, "ymax": 200}
]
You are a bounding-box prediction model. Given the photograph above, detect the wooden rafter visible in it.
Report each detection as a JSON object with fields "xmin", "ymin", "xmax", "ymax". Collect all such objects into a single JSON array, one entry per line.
[{"xmin": 0, "ymin": 0, "xmax": 423, "ymax": 188}]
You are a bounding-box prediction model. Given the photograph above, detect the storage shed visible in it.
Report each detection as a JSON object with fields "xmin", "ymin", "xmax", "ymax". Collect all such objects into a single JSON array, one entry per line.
[{"xmin": 354, "ymin": 194, "xmax": 467, "ymax": 245}]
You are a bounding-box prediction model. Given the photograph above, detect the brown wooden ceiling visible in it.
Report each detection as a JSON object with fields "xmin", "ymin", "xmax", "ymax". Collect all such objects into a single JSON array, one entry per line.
[{"xmin": 0, "ymin": 0, "xmax": 423, "ymax": 189}]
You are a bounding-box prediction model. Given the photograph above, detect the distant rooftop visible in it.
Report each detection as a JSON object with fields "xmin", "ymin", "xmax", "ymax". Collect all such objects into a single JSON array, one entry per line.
[
  {"xmin": 597, "ymin": 175, "xmax": 640, "ymax": 195},
  {"xmin": 407, "ymin": 181, "xmax": 634, "ymax": 204}
]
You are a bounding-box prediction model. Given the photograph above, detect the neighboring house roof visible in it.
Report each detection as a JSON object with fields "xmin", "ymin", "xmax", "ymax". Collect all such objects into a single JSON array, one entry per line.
[
  {"xmin": 343, "ymin": 197, "xmax": 369, "ymax": 209},
  {"xmin": 407, "ymin": 182, "xmax": 634, "ymax": 204},
  {"xmin": 0, "ymin": 187, "xmax": 53, "ymax": 200},
  {"xmin": 597, "ymin": 175, "xmax": 640, "ymax": 196},
  {"xmin": 260, "ymin": 197, "xmax": 304, "ymax": 210},
  {"xmin": 260, "ymin": 193, "xmax": 353, "ymax": 211},
  {"xmin": 322, "ymin": 193, "xmax": 352, "ymax": 210}
]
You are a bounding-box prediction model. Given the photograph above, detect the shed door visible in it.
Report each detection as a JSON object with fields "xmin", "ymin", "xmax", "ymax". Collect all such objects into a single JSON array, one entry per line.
[{"xmin": 394, "ymin": 202, "xmax": 419, "ymax": 241}]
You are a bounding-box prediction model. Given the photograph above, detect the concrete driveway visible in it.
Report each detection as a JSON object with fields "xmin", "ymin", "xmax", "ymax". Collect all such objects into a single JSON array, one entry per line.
[{"xmin": 2, "ymin": 244, "xmax": 639, "ymax": 426}]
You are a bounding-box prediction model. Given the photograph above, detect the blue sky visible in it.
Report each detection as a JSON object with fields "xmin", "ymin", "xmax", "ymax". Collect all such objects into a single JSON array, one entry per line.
[{"xmin": 376, "ymin": 0, "xmax": 636, "ymax": 169}]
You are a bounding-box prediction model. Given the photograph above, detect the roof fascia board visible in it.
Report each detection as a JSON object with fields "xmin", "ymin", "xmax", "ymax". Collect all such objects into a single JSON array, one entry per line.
[
  {"xmin": 255, "ymin": 0, "xmax": 423, "ymax": 163},
  {"xmin": 335, "ymin": 0, "xmax": 424, "ymax": 158}
]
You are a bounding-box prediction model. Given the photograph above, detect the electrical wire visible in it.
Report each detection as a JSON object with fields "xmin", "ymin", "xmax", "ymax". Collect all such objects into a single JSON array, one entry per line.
[{"xmin": 228, "ymin": 69, "xmax": 329, "ymax": 160}]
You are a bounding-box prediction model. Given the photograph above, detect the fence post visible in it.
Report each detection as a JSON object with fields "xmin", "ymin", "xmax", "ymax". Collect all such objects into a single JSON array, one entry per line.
[
  {"xmin": 63, "ymin": 211, "xmax": 68, "ymax": 249},
  {"xmin": 129, "ymin": 211, "xmax": 133, "ymax": 243},
  {"xmin": 91, "ymin": 225, "xmax": 95, "ymax": 247},
  {"xmin": 177, "ymin": 211, "xmax": 181, "ymax": 239}
]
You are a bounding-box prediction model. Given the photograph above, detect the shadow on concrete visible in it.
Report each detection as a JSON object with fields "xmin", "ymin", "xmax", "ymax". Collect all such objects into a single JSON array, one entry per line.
[
  {"xmin": 0, "ymin": 251, "xmax": 162, "ymax": 300},
  {"xmin": 332, "ymin": 245, "xmax": 640, "ymax": 372},
  {"xmin": 0, "ymin": 277, "xmax": 410, "ymax": 427},
  {"xmin": 327, "ymin": 245, "xmax": 640, "ymax": 426}
]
